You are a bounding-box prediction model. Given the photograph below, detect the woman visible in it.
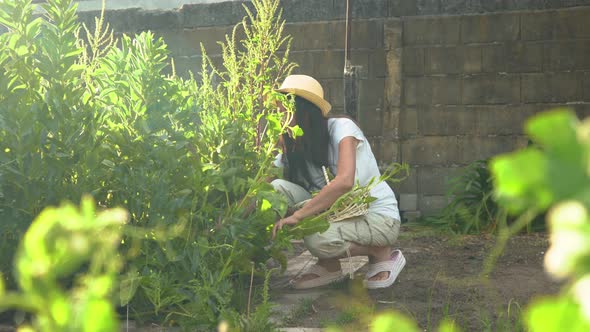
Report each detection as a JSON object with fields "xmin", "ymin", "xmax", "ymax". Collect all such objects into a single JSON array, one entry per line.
[{"xmin": 271, "ymin": 75, "xmax": 405, "ymax": 290}]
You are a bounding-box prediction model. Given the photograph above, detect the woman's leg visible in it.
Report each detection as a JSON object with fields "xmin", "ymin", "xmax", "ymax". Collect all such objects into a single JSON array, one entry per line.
[
  {"xmin": 295, "ymin": 244, "xmax": 391, "ymax": 282},
  {"xmin": 296, "ymin": 213, "xmax": 400, "ymax": 283}
]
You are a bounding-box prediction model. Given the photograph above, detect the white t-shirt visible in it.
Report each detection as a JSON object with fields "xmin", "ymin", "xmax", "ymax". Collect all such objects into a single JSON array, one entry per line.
[{"xmin": 275, "ymin": 118, "xmax": 400, "ymax": 220}]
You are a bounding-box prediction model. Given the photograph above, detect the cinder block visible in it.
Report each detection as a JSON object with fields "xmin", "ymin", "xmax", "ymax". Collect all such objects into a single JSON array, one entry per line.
[
  {"xmin": 354, "ymin": 20, "xmax": 384, "ymax": 49},
  {"xmin": 554, "ymin": 7, "xmax": 590, "ymax": 39},
  {"xmin": 315, "ymin": 50, "xmax": 368, "ymax": 79},
  {"xmin": 425, "ymin": 46, "xmax": 482, "ymax": 74},
  {"xmin": 332, "ymin": 0, "xmax": 389, "ymax": 19},
  {"xmin": 522, "ymin": 72, "xmax": 585, "ymax": 103},
  {"xmin": 461, "ymin": 13, "xmax": 519, "ymax": 44},
  {"xmin": 401, "ymin": 136, "xmax": 461, "ymax": 166},
  {"xmin": 384, "ymin": 20, "xmax": 402, "ymax": 50},
  {"xmin": 386, "ymin": 51, "xmax": 402, "ymax": 106},
  {"xmin": 289, "ymin": 51, "xmax": 317, "ymax": 75},
  {"xmin": 402, "ymin": 47, "xmax": 425, "ymax": 75},
  {"xmin": 404, "ymin": 76, "xmax": 462, "ymax": 106},
  {"xmin": 475, "ymin": 105, "xmax": 538, "ymax": 136},
  {"xmin": 332, "ymin": 19, "xmax": 384, "ymax": 50},
  {"xmin": 417, "ymin": 106, "xmax": 477, "ymax": 136},
  {"xmin": 389, "ymin": 165, "xmax": 418, "ymax": 194},
  {"xmin": 302, "ymin": 22, "xmax": 334, "ymax": 50},
  {"xmin": 181, "ymin": 1, "xmax": 245, "ymax": 27},
  {"xmin": 350, "ymin": 51, "xmax": 371, "ymax": 79},
  {"xmin": 463, "ymin": 46, "xmax": 482, "ymax": 73},
  {"xmin": 440, "ymin": 0, "xmax": 486, "ymax": 14},
  {"xmin": 380, "ymin": 140, "xmax": 401, "ymax": 163},
  {"xmin": 103, "ymin": 8, "xmax": 143, "ymax": 32},
  {"xmin": 138, "ymin": 9, "xmax": 182, "ymax": 30},
  {"xmin": 360, "ymin": 105, "xmax": 384, "ymax": 137},
  {"xmin": 462, "ymin": 74, "xmax": 520, "ymax": 105},
  {"xmin": 281, "ymin": 24, "xmax": 304, "ymax": 51},
  {"xmin": 359, "ymin": 78, "xmax": 385, "ymax": 110},
  {"xmin": 389, "ymin": 0, "xmax": 440, "ymax": 16},
  {"xmin": 279, "ymin": 0, "xmax": 336, "ymax": 23},
  {"xmin": 457, "ymin": 136, "xmax": 523, "ymax": 163},
  {"xmin": 367, "ymin": 137, "xmax": 382, "ymax": 160},
  {"xmin": 400, "ymin": 193, "xmax": 418, "ymax": 211},
  {"xmin": 325, "ymin": 79, "xmax": 344, "ymax": 108},
  {"xmin": 169, "ymin": 55, "xmax": 201, "ymax": 79},
  {"xmin": 314, "ymin": 50, "xmax": 345, "ymax": 78},
  {"xmin": 417, "ymin": 166, "xmax": 466, "ymax": 195},
  {"xmin": 403, "ymin": 17, "xmax": 460, "ymax": 46},
  {"xmin": 418, "ymin": 195, "xmax": 448, "ymax": 215},
  {"xmin": 521, "ymin": 10, "xmax": 556, "ymax": 41},
  {"xmin": 400, "ymin": 108, "xmax": 419, "ymax": 137},
  {"xmin": 482, "ymin": 42, "xmax": 543, "ymax": 73},
  {"xmin": 370, "ymin": 49, "xmax": 387, "ymax": 78},
  {"xmin": 401, "ymin": 210, "xmax": 422, "ymax": 223},
  {"xmin": 159, "ymin": 26, "xmax": 231, "ymax": 57},
  {"xmin": 544, "ymin": 41, "xmax": 590, "ymax": 71},
  {"xmin": 382, "ymin": 108, "xmax": 401, "ymax": 139}
]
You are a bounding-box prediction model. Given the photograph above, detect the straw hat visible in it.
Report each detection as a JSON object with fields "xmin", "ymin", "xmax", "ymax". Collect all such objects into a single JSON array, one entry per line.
[{"xmin": 277, "ymin": 75, "xmax": 332, "ymax": 116}]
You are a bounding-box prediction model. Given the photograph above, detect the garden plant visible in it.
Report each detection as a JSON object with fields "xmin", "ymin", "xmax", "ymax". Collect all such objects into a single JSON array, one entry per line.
[
  {"xmin": 0, "ymin": 0, "xmax": 299, "ymax": 329},
  {"xmin": 2, "ymin": 0, "xmax": 589, "ymax": 331}
]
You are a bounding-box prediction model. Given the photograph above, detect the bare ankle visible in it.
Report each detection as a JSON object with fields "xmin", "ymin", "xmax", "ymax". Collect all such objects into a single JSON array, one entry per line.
[{"xmin": 368, "ymin": 247, "xmax": 392, "ymax": 263}]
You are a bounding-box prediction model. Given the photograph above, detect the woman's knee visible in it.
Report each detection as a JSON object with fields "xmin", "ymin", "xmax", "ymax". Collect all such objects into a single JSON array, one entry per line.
[{"xmin": 304, "ymin": 233, "xmax": 348, "ymax": 260}]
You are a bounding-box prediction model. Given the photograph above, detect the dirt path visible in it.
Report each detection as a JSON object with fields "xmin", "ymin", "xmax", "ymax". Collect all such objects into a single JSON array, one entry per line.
[{"xmin": 272, "ymin": 228, "xmax": 559, "ymax": 331}]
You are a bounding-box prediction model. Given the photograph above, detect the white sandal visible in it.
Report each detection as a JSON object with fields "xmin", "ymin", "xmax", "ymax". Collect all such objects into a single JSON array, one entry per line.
[
  {"xmin": 364, "ymin": 250, "xmax": 406, "ymax": 289},
  {"xmin": 290, "ymin": 264, "xmax": 344, "ymax": 289}
]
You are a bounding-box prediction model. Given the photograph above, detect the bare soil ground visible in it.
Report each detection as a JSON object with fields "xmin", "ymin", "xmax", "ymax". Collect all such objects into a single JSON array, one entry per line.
[{"xmin": 272, "ymin": 226, "xmax": 560, "ymax": 331}]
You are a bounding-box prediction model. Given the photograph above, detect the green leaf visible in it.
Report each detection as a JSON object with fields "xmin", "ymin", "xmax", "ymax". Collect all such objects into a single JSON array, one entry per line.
[
  {"xmin": 260, "ymin": 199, "xmax": 272, "ymax": 212},
  {"xmin": 370, "ymin": 312, "xmax": 420, "ymax": 332},
  {"xmin": 82, "ymin": 299, "xmax": 118, "ymax": 332},
  {"xmin": 291, "ymin": 124, "xmax": 303, "ymax": 138},
  {"xmin": 491, "ymin": 149, "xmax": 551, "ymax": 213},
  {"xmin": 526, "ymin": 295, "xmax": 590, "ymax": 332},
  {"xmin": 526, "ymin": 109, "xmax": 581, "ymax": 162},
  {"xmin": 120, "ymin": 272, "xmax": 142, "ymax": 306}
]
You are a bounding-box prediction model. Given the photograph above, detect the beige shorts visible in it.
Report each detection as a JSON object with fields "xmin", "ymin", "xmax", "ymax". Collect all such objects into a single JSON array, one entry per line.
[{"xmin": 272, "ymin": 179, "xmax": 401, "ymax": 259}]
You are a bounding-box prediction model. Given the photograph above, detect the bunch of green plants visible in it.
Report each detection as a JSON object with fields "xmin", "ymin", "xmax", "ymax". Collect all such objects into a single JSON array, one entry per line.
[
  {"xmin": 0, "ymin": 197, "xmax": 127, "ymax": 331},
  {"xmin": 0, "ymin": 0, "xmax": 298, "ymax": 329},
  {"xmin": 281, "ymin": 164, "xmax": 410, "ymax": 240},
  {"xmin": 0, "ymin": 0, "xmax": 99, "ymax": 288},
  {"xmin": 420, "ymin": 160, "xmax": 506, "ymax": 234}
]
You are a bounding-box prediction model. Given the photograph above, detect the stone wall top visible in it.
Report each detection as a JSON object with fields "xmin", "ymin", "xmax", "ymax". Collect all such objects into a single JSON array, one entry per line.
[{"xmin": 70, "ymin": 0, "xmax": 590, "ymax": 31}]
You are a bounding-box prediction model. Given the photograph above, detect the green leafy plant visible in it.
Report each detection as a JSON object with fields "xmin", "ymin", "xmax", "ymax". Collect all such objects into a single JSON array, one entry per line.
[
  {"xmin": 0, "ymin": 0, "xmax": 100, "ymax": 289},
  {"xmin": 0, "ymin": 0, "xmax": 298, "ymax": 329},
  {"xmin": 0, "ymin": 197, "xmax": 127, "ymax": 331},
  {"xmin": 421, "ymin": 160, "xmax": 506, "ymax": 234},
  {"xmin": 488, "ymin": 109, "xmax": 590, "ymax": 331}
]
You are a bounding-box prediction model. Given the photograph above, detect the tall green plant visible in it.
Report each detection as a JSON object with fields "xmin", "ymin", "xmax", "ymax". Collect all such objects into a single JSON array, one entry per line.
[
  {"xmin": 0, "ymin": 0, "xmax": 297, "ymax": 329},
  {"xmin": 0, "ymin": 0, "xmax": 100, "ymax": 289}
]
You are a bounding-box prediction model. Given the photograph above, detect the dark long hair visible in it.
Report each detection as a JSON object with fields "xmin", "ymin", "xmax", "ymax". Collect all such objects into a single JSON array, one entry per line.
[{"xmin": 282, "ymin": 96, "xmax": 329, "ymax": 189}]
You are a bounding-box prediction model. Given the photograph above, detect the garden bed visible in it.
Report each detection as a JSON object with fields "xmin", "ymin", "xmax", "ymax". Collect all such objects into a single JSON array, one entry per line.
[{"xmin": 273, "ymin": 227, "xmax": 558, "ymax": 331}]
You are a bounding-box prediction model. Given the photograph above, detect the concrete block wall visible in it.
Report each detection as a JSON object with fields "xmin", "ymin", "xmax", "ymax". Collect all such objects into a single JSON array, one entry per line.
[
  {"xmin": 398, "ymin": 6, "xmax": 590, "ymax": 215},
  {"xmin": 65, "ymin": 0, "xmax": 590, "ymax": 217}
]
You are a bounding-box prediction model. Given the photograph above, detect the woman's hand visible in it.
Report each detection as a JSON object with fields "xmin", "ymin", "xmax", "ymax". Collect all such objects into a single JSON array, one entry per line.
[{"xmin": 272, "ymin": 213, "xmax": 301, "ymax": 239}]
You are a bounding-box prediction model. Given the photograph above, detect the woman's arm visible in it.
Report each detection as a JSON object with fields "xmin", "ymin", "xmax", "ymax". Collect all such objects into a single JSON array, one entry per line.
[{"xmin": 272, "ymin": 136, "xmax": 359, "ymax": 238}]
